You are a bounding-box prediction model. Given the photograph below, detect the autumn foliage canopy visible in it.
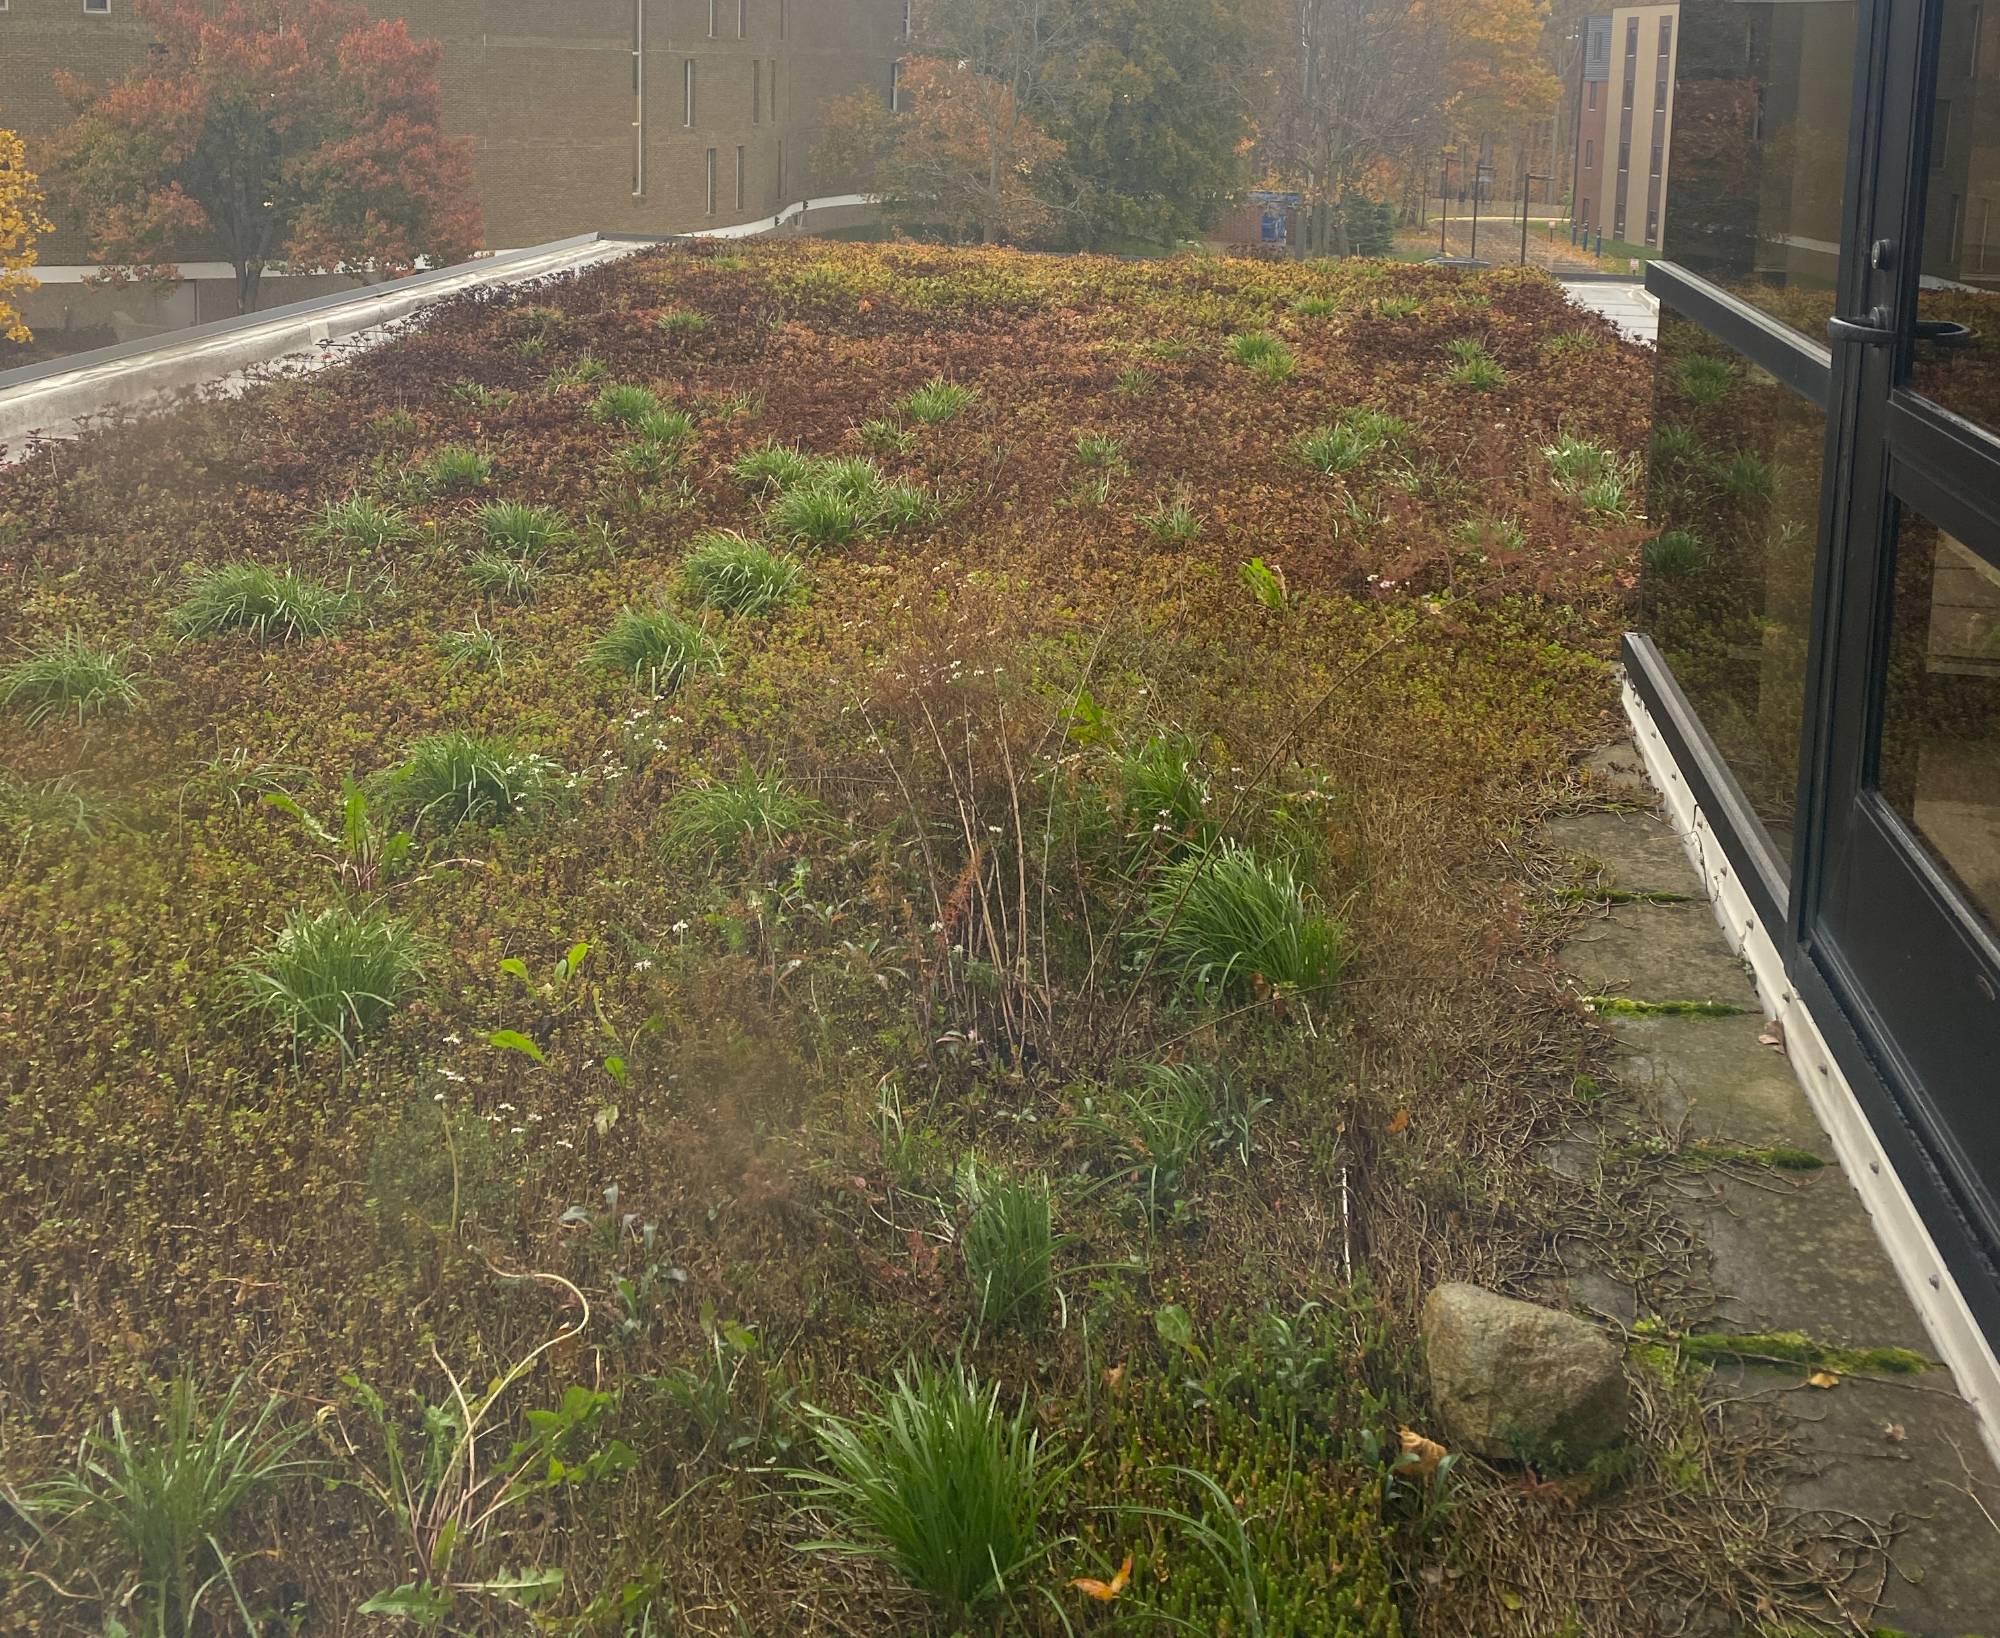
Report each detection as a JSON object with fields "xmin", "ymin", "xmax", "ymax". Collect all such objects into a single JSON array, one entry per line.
[
  {"xmin": 53, "ymin": 0, "xmax": 482, "ymax": 310},
  {"xmin": 0, "ymin": 131, "xmax": 55, "ymax": 345}
]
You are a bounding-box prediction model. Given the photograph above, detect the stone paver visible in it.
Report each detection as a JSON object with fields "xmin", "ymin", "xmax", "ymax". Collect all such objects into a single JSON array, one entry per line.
[
  {"xmin": 1539, "ymin": 740, "xmax": 2000, "ymax": 1634},
  {"xmin": 1561, "ymin": 903, "xmax": 1760, "ymax": 1007},
  {"xmin": 1562, "ymin": 278, "xmax": 1659, "ymax": 345}
]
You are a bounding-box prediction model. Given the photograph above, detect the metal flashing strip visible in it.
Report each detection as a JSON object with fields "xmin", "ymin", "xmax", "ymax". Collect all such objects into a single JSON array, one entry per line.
[{"xmin": 1622, "ymin": 673, "xmax": 2000, "ymax": 1471}]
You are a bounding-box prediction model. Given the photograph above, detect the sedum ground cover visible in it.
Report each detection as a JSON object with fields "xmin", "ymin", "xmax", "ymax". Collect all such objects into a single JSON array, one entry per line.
[{"xmin": 0, "ymin": 243, "xmax": 1800, "ymax": 1634}]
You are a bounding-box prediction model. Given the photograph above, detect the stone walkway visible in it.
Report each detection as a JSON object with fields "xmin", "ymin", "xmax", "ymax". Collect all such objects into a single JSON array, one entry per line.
[
  {"xmin": 1543, "ymin": 739, "xmax": 2000, "ymax": 1634},
  {"xmin": 1562, "ymin": 280, "xmax": 1658, "ymax": 346}
]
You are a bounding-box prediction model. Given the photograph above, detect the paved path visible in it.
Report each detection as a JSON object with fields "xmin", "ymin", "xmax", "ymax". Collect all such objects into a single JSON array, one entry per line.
[
  {"xmin": 1541, "ymin": 741, "xmax": 2000, "ymax": 1633},
  {"xmin": 1562, "ymin": 280, "xmax": 1658, "ymax": 346}
]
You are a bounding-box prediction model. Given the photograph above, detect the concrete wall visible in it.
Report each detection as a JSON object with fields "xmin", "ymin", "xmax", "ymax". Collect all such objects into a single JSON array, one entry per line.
[{"xmin": 0, "ymin": 0, "xmax": 901, "ymax": 262}]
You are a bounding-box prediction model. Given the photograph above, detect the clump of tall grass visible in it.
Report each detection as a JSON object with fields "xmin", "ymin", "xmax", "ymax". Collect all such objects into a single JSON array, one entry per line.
[
  {"xmin": 860, "ymin": 418, "xmax": 914, "ymax": 456},
  {"xmin": 1444, "ymin": 336, "xmax": 1506, "ymax": 390},
  {"xmin": 772, "ymin": 486, "xmax": 866, "ymax": 548},
  {"xmin": 27, "ymin": 1372, "xmax": 317, "ymax": 1638},
  {"xmin": 1720, "ymin": 449, "xmax": 1775, "ymax": 505},
  {"xmin": 960, "ymin": 1173, "xmax": 1058, "ymax": 1330},
  {"xmin": 1669, "ymin": 353, "xmax": 1736, "ymax": 405},
  {"xmin": 663, "ymin": 765, "xmax": 822, "ymax": 859},
  {"xmin": 1644, "ymin": 529, "xmax": 1710, "ymax": 576},
  {"xmin": 173, "ymin": 564, "xmax": 350, "ymax": 641},
  {"xmin": 388, "ymin": 731, "xmax": 559, "ymax": 827},
  {"xmin": 901, "ymin": 377, "xmax": 977, "ymax": 424},
  {"xmin": 464, "ymin": 551, "xmax": 544, "ymax": 601},
  {"xmin": 471, "ymin": 500, "xmax": 574, "ymax": 556},
  {"xmin": 733, "ymin": 443, "xmax": 820, "ymax": 492},
  {"xmin": 1143, "ymin": 497, "xmax": 1203, "ymax": 544},
  {"xmin": 1081, "ymin": 1063, "xmax": 1222, "ymax": 1219},
  {"xmin": 2, "ymin": 633, "xmax": 141, "ymax": 725},
  {"xmin": 412, "ymin": 444, "xmax": 492, "ymax": 493},
  {"xmin": 1075, "ymin": 434, "xmax": 1125, "ymax": 468},
  {"xmin": 679, "ymin": 532, "xmax": 804, "ymax": 615},
  {"xmin": 1228, "ymin": 331, "xmax": 1296, "ymax": 384},
  {"xmin": 301, "ymin": 495, "xmax": 417, "ymax": 552},
  {"xmin": 436, "ymin": 622, "xmax": 505, "ymax": 674},
  {"xmin": 546, "ymin": 354, "xmax": 608, "ymax": 393},
  {"xmin": 1543, "ymin": 432, "xmax": 1619, "ymax": 490},
  {"xmin": 1116, "ymin": 736, "xmax": 1212, "ymax": 854},
  {"xmin": 238, "ymin": 905, "xmax": 422, "ymax": 1058},
  {"xmin": 591, "ymin": 606, "xmax": 723, "ymax": 693},
  {"xmin": 592, "ymin": 382, "xmax": 666, "ymax": 427},
  {"xmin": 1292, "ymin": 294, "xmax": 1341, "ymax": 318},
  {"xmin": 793, "ymin": 1364, "xmax": 1071, "ymax": 1620},
  {"xmin": 1138, "ymin": 841, "xmax": 1347, "ymax": 999},
  {"xmin": 656, "ymin": 308, "xmax": 710, "ymax": 334}
]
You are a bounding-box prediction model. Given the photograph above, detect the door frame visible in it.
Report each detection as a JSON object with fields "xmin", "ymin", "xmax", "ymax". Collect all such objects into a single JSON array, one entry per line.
[{"xmin": 1633, "ymin": 0, "xmax": 2000, "ymax": 1345}]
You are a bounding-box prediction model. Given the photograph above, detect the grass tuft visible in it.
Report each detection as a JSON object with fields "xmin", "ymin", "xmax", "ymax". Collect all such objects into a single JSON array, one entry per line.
[
  {"xmin": 1139, "ymin": 841, "xmax": 1347, "ymax": 998},
  {"xmin": 412, "ymin": 444, "xmax": 492, "ymax": 493},
  {"xmin": 464, "ymin": 551, "xmax": 544, "ymax": 602},
  {"xmin": 901, "ymin": 378, "xmax": 977, "ymax": 425},
  {"xmin": 680, "ymin": 532, "xmax": 805, "ymax": 615},
  {"xmin": 1444, "ymin": 336, "xmax": 1506, "ymax": 389},
  {"xmin": 389, "ymin": 731, "xmax": 559, "ymax": 828},
  {"xmin": 173, "ymin": 564, "xmax": 350, "ymax": 641},
  {"xmin": 239, "ymin": 905, "xmax": 422, "ymax": 1059},
  {"xmin": 793, "ymin": 1363, "xmax": 1069, "ymax": 1620},
  {"xmin": 301, "ymin": 495, "xmax": 417, "ymax": 552},
  {"xmin": 472, "ymin": 500, "xmax": 575, "ymax": 556},
  {"xmin": 27, "ymin": 1372, "xmax": 316, "ymax": 1638},
  {"xmin": 3, "ymin": 633, "xmax": 141, "ymax": 726},
  {"xmin": 663, "ymin": 765, "xmax": 821, "ymax": 859},
  {"xmin": 592, "ymin": 383, "xmax": 666, "ymax": 427},
  {"xmin": 960, "ymin": 1172, "xmax": 1058, "ymax": 1330},
  {"xmin": 591, "ymin": 606, "xmax": 723, "ymax": 693}
]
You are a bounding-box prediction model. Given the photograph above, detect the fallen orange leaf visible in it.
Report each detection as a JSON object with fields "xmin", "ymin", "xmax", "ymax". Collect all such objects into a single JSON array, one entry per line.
[
  {"xmin": 1399, "ymin": 1426, "xmax": 1448, "ymax": 1478},
  {"xmin": 1806, "ymin": 1370, "xmax": 1840, "ymax": 1389},
  {"xmin": 1071, "ymin": 1553, "xmax": 1134, "ymax": 1602},
  {"xmin": 1385, "ymin": 1107, "xmax": 1411, "ymax": 1137}
]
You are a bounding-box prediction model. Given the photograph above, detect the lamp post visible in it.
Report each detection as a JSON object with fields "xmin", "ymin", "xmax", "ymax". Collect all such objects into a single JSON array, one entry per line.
[
  {"xmin": 1521, "ymin": 168, "xmax": 1552, "ymax": 264},
  {"xmin": 1438, "ymin": 147, "xmax": 1453, "ymax": 257}
]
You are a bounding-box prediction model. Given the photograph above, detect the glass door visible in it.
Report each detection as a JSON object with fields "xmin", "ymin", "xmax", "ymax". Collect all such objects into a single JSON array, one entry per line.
[{"xmin": 1812, "ymin": 0, "xmax": 2000, "ymax": 1252}]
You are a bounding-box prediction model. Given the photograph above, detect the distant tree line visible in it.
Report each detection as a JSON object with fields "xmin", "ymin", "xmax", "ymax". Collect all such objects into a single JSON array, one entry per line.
[{"xmin": 818, "ymin": 0, "xmax": 1561, "ymax": 255}]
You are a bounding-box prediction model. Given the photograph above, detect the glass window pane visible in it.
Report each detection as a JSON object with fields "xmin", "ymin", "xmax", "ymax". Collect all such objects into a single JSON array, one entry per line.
[
  {"xmin": 1877, "ymin": 506, "xmax": 2000, "ymax": 926},
  {"xmin": 1641, "ymin": 308, "xmax": 1826, "ymax": 861},
  {"xmin": 1913, "ymin": 0, "xmax": 2000, "ymax": 436},
  {"xmin": 1665, "ymin": 0, "xmax": 1858, "ymax": 339}
]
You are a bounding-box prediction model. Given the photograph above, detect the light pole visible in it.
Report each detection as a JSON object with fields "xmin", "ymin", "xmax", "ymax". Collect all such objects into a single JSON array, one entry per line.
[
  {"xmin": 1521, "ymin": 169, "xmax": 1551, "ymax": 264},
  {"xmin": 1438, "ymin": 147, "xmax": 1452, "ymax": 257}
]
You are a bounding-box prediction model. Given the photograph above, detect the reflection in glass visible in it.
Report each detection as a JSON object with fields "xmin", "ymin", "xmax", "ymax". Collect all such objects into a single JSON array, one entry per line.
[
  {"xmin": 1914, "ymin": 0, "xmax": 2000, "ymax": 436},
  {"xmin": 1640, "ymin": 309, "xmax": 1825, "ymax": 861},
  {"xmin": 1665, "ymin": 0, "xmax": 1856, "ymax": 338},
  {"xmin": 1878, "ymin": 509, "xmax": 2000, "ymax": 926}
]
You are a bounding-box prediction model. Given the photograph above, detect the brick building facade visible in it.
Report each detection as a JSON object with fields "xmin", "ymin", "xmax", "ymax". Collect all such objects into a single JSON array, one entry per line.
[{"xmin": 0, "ymin": 0, "xmax": 905, "ymax": 263}]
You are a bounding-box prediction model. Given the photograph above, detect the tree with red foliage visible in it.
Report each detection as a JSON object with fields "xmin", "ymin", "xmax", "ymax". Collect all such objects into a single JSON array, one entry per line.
[{"xmin": 53, "ymin": 0, "xmax": 483, "ymax": 312}]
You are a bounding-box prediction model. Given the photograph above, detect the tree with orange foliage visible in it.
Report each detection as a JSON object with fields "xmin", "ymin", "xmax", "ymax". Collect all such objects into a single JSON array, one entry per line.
[
  {"xmin": 1, "ymin": 131, "xmax": 55, "ymax": 346},
  {"xmin": 53, "ymin": 0, "xmax": 482, "ymax": 313}
]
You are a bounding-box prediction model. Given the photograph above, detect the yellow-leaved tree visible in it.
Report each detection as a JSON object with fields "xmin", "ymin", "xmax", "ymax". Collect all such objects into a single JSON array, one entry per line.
[{"xmin": 1, "ymin": 130, "xmax": 55, "ymax": 345}]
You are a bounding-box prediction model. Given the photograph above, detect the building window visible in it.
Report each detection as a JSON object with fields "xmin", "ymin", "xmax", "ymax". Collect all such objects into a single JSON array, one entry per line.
[
  {"xmin": 902, "ymin": 0, "xmax": 912, "ymax": 37},
  {"xmin": 753, "ymin": 60, "xmax": 762, "ymax": 124},
  {"xmin": 85, "ymin": 0, "xmax": 113, "ymax": 10},
  {"xmin": 736, "ymin": 145, "xmax": 747, "ymax": 209},
  {"xmin": 706, "ymin": 147, "xmax": 717, "ymax": 214},
  {"xmin": 770, "ymin": 61, "xmax": 779, "ymax": 120},
  {"xmin": 777, "ymin": 137, "xmax": 786, "ymax": 197},
  {"xmin": 737, "ymin": 0, "xmax": 747, "ymax": 38},
  {"xmin": 1588, "ymin": 81, "xmax": 1597, "ymax": 111},
  {"xmin": 684, "ymin": 59, "xmax": 697, "ymax": 126},
  {"xmin": 1585, "ymin": 138, "xmax": 1594, "ymax": 169},
  {"xmin": 1581, "ymin": 197, "xmax": 1591, "ymax": 228},
  {"xmin": 891, "ymin": 59, "xmax": 903, "ymax": 113},
  {"xmin": 779, "ymin": 0, "xmax": 788, "ymax": 38},
  {"xmin": 708, "ymin": 0, "xmax": 718, "ymax": 38}
]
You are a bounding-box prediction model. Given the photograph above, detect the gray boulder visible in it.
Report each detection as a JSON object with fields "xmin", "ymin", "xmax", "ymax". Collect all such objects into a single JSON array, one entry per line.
[{"xmin": 1420, "ymin": 1282, "xmax": 1630, "ymax": 1463}]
